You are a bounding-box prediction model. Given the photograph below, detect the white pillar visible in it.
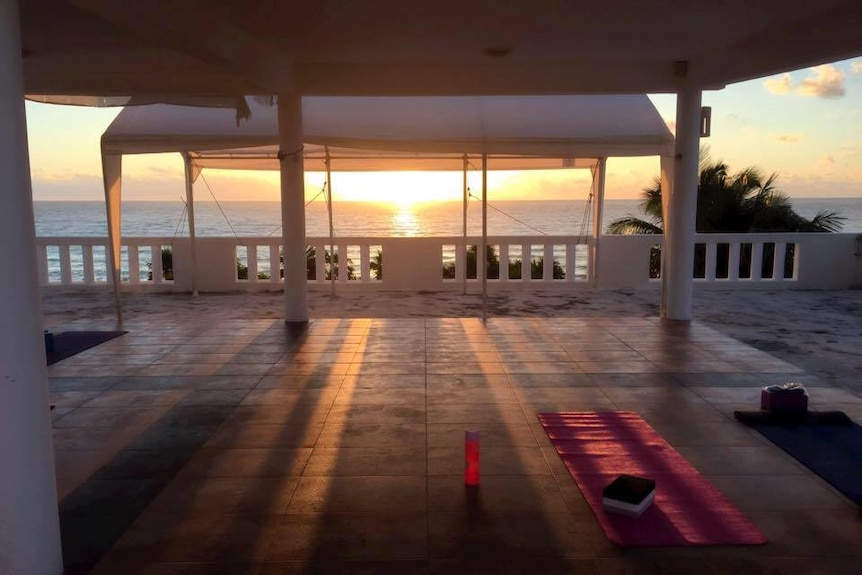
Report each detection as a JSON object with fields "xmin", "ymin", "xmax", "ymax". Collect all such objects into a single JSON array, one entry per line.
[
  {"xmin": 663, "ymin": 83, "xmax": 702, "ymax": 320},
  {"xmin": 590, "ymin": 157, "xmax": 607, "ymax": 287},
  {"xmin": 0, "ymin": 0, "xmax": 64, "ymax": 573},
  {"xmin": 278, "ymin": 94, "xmax": 308, "ymax": 322}
]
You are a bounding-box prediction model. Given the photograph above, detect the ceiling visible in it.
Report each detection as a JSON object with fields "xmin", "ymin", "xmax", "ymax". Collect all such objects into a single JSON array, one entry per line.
[{"xmin": 19, "ymin": 0, "xmax": 862, "ymax": 97}]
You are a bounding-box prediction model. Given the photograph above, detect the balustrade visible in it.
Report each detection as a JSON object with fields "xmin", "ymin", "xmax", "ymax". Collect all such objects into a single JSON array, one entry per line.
[{"xmin": 34, "ymin": 232, "xmax": 860, "ymax": 292}]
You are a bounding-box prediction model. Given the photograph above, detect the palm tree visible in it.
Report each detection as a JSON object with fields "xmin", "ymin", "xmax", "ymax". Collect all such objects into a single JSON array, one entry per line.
[
  {"xmin": 370, "ymin": 249, "xmax": 383, "ymax": 280},
  {"xmin": 608, "ymin": 156, "xmax": 844, "ymax": 279},
  {"xmin": 607, "ymin": 159, "xmax": 844, "ymax": 235},
  {"xmin": 442, "ymin": 244, "xmax": 500, "ymax": 279}
]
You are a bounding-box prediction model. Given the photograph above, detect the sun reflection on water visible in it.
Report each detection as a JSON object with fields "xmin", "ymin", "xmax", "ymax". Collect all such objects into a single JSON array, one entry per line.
[{"xmin": 391, "ymin": 205, "xmax": 421, "ymax": 237}]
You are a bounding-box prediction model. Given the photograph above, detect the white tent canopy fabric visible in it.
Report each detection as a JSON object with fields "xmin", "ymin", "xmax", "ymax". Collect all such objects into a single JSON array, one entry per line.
[
  {"xmin": 102, "ymin": 95, "xmax": 674, "ymax": 170},
  {"xmin": 100, "ymin": 94, "xmax": 674, "ymax": 319}
]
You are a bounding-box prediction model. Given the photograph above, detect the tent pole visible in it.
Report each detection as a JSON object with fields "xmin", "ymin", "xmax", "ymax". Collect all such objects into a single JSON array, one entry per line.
[
  {"xmin": 325, "ymin": 147, "xmax": 336, "ymax": 295},
  {"xmin": 481, "ymin": 153, "xmax": 488, "ymax": 323},
  {"xmin": 590, "ymin": 157, "xmax": 607, "ymax": 288},
  {"xmin": 183, "ymin": 153, "xmax": 199, "ymax": 297},
  {"xmin": 102, "ymin": 149, "xmax": 124, "ymax": 326},
  {"xmin": 462, "ymin": 154, "xmax": 468, "ymax": 295}
]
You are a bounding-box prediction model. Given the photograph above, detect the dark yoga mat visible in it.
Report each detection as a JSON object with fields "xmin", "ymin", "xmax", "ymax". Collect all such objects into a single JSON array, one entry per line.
[
  {"xmin": 735, "ymin": 410, "xmax": 862, "ymax": 505},
  {"xmin": 46, "ymin": 331, "xmax": 127, "ymax": 365}
]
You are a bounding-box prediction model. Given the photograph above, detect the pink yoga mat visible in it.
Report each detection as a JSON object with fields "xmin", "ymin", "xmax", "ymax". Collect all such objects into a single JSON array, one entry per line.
[{"xmin": 538, "ymin": 411, "xmax": 767, "ymax": 546}]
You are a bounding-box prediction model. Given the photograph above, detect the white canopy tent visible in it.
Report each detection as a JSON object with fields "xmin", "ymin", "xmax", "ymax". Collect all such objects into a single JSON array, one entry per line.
[{"xmin": 101, "ymin": 95, "xmax": 674, "ymax": 320}]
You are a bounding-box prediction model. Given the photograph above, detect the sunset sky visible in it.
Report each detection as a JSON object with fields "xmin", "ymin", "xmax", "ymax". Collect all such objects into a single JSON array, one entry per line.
[{"xmin": 25, "ymin": 57, "xmax": 861, "ymax": 204}]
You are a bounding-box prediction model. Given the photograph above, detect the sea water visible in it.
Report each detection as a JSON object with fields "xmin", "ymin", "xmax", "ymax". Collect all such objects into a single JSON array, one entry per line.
[
  {"xmin": 33, "ymin": 198, "xmax": 862, "ymax": 238},
  {"xmin": 33, "ymin": 198, "xmax": 862, "ymax": 283}
]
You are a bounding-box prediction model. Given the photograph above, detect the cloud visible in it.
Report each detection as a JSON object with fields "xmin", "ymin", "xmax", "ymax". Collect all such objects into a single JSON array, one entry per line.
[
  {"xmin": 764, "ymin": 73, "xmax": 793, "ymax": 95},
  {"xmin": 816, "ymin": 154, "xmax": 837, "ymax": 173},
  {"xmin": 762, "ymin": 65, "xmax": 846, "ymax": 99},
  {"xmin": 725, "ymin": 113, "xmax": 748, "ymax": 125},
  {"xmin": 772, "ymin": 133, "xmax": 803, "ymax": 143},
  {"xmin": 798, "ymin": 65, "xmax": 845, "ymax": 98},
  {"xmin": 851, "ymin": 61, "xmax": 862, "ymax": 75},
  {"xmin": 839, "ymin": 146, "xmax": 858, "ymax": 158}
]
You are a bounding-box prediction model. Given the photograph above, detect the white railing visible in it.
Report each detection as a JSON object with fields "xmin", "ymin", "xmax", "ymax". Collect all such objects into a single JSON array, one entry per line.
[{"xmin": 35, "ymin": 232, "xmax": 862, "ymax": 292}]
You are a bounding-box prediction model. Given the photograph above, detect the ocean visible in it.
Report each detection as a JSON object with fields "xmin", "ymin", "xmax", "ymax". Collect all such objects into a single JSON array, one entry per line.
[{"xmin": 33, "ymin": 198, "xmax": 862, "ymax": 238}]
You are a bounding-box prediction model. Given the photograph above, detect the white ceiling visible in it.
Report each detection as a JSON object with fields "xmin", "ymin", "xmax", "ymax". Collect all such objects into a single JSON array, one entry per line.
[{"xmin": 19, "ymin": 0, "xmax": 862, "ymax": 96}]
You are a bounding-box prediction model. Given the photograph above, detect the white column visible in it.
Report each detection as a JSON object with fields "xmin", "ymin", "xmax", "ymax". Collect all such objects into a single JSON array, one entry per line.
[
  {"xmin": 659, "ymin": 155, "xmax": 675, "ymax": 315},
  {"xmin": 590, "ymin": 157, "xmax": 607, "ymax": 287},
  {"xmin": 278, "ymin": 93, "xmax": 308, "ymax": 322},
  {"xmin": 663, "ymin": 83, "xmax": 702, "ymax": 320},
  {"xmin": 0, "ymin": 0, "xmax": 64, "ymax": 573}
]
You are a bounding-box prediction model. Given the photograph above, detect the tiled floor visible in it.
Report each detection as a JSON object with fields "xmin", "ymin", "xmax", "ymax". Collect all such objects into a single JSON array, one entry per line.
[{"xmin": 49, "ymin": 317, "xmax": 862, "ymax": 574}]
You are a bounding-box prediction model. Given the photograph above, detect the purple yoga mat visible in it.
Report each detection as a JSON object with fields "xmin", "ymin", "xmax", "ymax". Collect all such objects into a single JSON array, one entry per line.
[{"xmin": 538, "ymin": 411, "xmax": 767, "ymax": 546}]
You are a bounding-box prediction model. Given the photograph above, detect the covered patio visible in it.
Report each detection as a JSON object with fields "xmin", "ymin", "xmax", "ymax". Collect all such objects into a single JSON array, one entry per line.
[
  {"xmin": 45, "ymin": 289, "xmax": 862, "ymax": 573},
  {"xmin": 4, "ymin": 1, "xmax": 862, "ymax": 573}
]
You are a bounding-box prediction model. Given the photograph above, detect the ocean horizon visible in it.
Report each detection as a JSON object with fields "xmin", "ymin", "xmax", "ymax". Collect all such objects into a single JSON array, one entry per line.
[{"xmin": 34, "ymin": 197, "xmax": 862, "ymax": 238}]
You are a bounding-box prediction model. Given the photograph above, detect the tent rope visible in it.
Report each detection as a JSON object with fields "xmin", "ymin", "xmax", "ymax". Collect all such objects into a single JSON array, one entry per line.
[
  {"xmin": 198, "ymin": 171, "xmax": 241, "ymax": 241},
  {"xmin": 577, "ymin": 186, "xmax": 594, "ymax": 244},
  {"xmin": 172, "ymin": 197, "xmax": 189, "ymax": 238},
  {"xmin": 464, "ymin": 159, "xmax": 549, "ymax": 236},
  {"xmin": 467, "ymin": 191, "xmax": 548, "ymax": 236},
  {"xmin": 465, "ymin": 159, "xmax": 595, "ymax": 240},
  {"xmin": 263, "ymin": 180, "xmax": 329, "ymax": 237}
]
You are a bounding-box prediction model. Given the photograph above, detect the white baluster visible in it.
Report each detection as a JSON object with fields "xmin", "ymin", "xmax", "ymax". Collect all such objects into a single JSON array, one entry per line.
[
  {"xmin": 751, "ymin": 242, "xmax": 764, "ymax": 281},
  {"xmin": 248, "ymin": 244, "xmax": 259, "ymax": 283},
  {"xmin": 128, "ymin": 244, "xmax": 140, "ymax": 284},
  {"xmin": 360, "ymin": 244, "xmax": 371, "ymax": 283},
  {"xmin": 705, "ymin": 241, "xmax": 717, "ymax": 281},
  {"xmin": 270, "ymin": 243, "xmax": 281, "ymax": 283},
  {"xmin": 773, "ymin": 242, "xmax": 786, "ymax": 282},
  {"xmin": 59, "ymin": 244, "xmax": 71, "ymax": 285},
  {"xmin": 82, "ymin": 244, "xmax": 94, "ymax": 284},
  {"xmin": 728, "ymin": 242, "xmax": 740, "ymax": 281}
]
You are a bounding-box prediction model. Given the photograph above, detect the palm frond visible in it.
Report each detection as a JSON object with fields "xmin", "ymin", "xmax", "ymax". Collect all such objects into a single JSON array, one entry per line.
[
  {"xmin": 606, "ymin": 216, "xmax": 663, "ymax": 235},
  {"xmin": 808, "ymin": 209, "xmax": 846, "ymax": 232}
]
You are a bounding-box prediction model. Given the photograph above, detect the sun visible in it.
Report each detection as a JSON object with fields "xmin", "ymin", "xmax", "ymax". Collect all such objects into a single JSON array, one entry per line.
[{"xmin": 321, "ymin": 171, "xmax": 464, "ymax": 205}]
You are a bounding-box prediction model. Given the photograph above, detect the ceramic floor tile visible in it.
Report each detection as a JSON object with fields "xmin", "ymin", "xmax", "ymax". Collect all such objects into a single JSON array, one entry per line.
[
  {"xmin": 287, "ymin": 476, "xmax": 426, "ymax": 513},
  {"xmin": 206, "ymin": 423, "xmax": 324, "ymax": 449},
  {"xmin": 427, "ymin": 423, "xmax": 538, "ymax": 448},
  {"xmin": 144, "ymin": 477, "xmax": 300, "ymax": 516},
  {"xmin": 428, "ymin": 446, "xmax": 551, "ymax": 476},
  {"xmin": 303, "ymin": 447, "xmax": 427, "ymax": 476},
  {"xmin": 178, "ymin": 448, "xmax": 313, "ymax": 478},
  {"xmin": 266, "ymin": 513, "xmax": 428, "ymax": 562}
]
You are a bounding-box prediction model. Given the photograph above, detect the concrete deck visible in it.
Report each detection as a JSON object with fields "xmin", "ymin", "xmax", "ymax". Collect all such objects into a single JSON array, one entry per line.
[{"xmin": 45, "ymin": 290, "xmax": 862, "ymax": 574}]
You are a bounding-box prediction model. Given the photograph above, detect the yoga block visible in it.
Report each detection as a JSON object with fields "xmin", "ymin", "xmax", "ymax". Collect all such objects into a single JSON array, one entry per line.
[
  {"xmin": 44, "ymin": 330, "xmax": 54, "ymax": 353},
  {"xmin": 602, "ymin": 474, "xmax": 656, "ymax": 518},
  {"xmin": 761, "ymin": 383, "xmax": 808, "ymax": 412}
]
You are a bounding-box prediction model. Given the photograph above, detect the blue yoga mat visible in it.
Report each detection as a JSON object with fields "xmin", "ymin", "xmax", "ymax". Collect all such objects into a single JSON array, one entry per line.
[
  {"xmin": 46, "ymin": 331, "xmax": 127, "ymax": 365},
  {"xmin": 736, "ymin": 411, "xmax": 862, "ymax": 505}
]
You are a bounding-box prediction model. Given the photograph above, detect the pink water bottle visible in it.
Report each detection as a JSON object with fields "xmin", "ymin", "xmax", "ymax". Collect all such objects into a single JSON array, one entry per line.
[{"xmin": 464, "ymin": 429, "xmax": 480, "ymax": 486}]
